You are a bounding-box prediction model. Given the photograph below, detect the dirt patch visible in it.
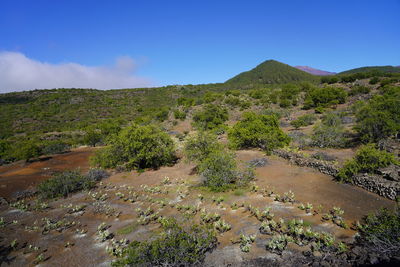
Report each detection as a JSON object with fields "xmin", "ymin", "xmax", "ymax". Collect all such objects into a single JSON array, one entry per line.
[{"xmin": 0, "ymin": 147, "xmax": 96, "ymax": 200}]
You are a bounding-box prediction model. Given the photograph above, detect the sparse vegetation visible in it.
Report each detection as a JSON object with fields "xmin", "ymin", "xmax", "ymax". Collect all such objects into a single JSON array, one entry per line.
[
  {"xmin": 38, "ymin": 169, "xmax": 108, "ymax": 199},
  {"xmin": 112, "ymin": 219, "xmax": 217, "ymax": 266}
]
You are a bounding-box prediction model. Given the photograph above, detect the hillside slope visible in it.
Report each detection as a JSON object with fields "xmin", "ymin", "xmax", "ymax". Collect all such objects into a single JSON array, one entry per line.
[
  {"xmin": 294, "ymin": 66, "xmax": 336, "ymax": 76},
  {"xmin": 340, "ymin": 65, "xmax": 400, "ymax": 75},
  {"xmin": 226, "ymin": 60, "xmax": 318, "ymax": 84}
]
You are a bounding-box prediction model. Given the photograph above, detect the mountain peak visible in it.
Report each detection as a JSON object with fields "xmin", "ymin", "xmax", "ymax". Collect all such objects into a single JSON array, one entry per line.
[
  {"xmin": 226, "ymin": 60, "xmax": 317, "ymax": 84},
  {"xmin": 294, "ymin": 66, "xmax": 336, "ymax": 76}
]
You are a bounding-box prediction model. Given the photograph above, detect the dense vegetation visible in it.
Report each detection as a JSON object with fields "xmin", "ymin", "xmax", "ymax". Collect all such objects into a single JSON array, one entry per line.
[
  {"xmin": 226, "ymin": 60, "xmax": 318, "ymax": 85},
  {"xmin": 192, "ymin": 104, "xmax": 228, "ymax": 131},
  {"xmin": 228, "ymin": 112, "xmax": 290, "ymax": 153},
  {"xmin": 91, "ymin": 124, "xmax": 176, "ymax": 170},
  {"xmin": 355, "ymin": 86, "xmax": 400, "ymax": 142},
  {"xmin": 338, "ymin": 144, "xmax": 398, "ymax": 182},
  {"xmin": 303, "ymin": 86, "xmax": 347, "ymax": 110},
  {"xmin": 357, "ymin": 207, "xmax": 400, "ymax": 258},
  {"xmin": 339, "ymin": 65, "xmax": 400, "ymax": 75}
]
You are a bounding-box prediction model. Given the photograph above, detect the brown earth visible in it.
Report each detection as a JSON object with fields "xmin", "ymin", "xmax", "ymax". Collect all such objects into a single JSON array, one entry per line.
[
  {"xmin": 0, "ymin": 147, "xmax": 95, "ymax": 200},
  {"xmin": 0, "ymin": 148, "xmax": 396, "ymax": 266}
]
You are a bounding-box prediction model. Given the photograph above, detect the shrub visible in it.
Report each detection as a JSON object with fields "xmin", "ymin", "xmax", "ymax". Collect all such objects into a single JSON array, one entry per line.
[
  {"xmin": 228, "ymin": 112, "xmax": 290, "ymax": 153},
  {"xmin": 321, "ymin": 76, "xmax": 339, "ymax": 84},
  {"xmin": 198, "ymin": 150, "xmax": 254, "ymax": 191},
  {"xmin": 311, "ymin": 113, "xmax": 346, "ymax": 148},
  {"xmin": 337, "ymin": 144, "xmax": 397, "ymax": 182},
  {"xmin": 83, "ymin": 128, "xmax": 102, "ymax": 147},
  {"xmin": 38, "ymin": 170, "xmax": 96, "ymax": 199},
  {"xmin": 173, "ymin": 109, "xmax": 186, "ymax": 120},
  {"xmin": 112, "ymin": 219, "xmax": 217, "ymax": 266},
  {"xmin": 155, "ymin": 107, "xmax": 169, "ymax": 122},
  {"xmin": 86, "ymin": 168, "xmax": 109, "ymax": 181},
  {"xmin": 278, "ymin": 84, "xmax": 301, "ymax": 107},
  {"xmin": 184, "ymin": 132, "xmax": 222, "ymax": 163},
  {"xmin": 202, "ymin": 92, "xmax": 221, "ymax": 103},
  {"xmin": 91, "ymin": 124, "xmax": 176, "ymax": 170},
  {"xmin": 192, "ymin": 104, "xmax": 228, "ymax": 131},
  {"xmin": 12, "ymin": 139, "xmax": 41, "ymax": 162},
  {"xmin": 41, "ymin": 141, "xmax": 70, "ymax": 155},
  {"xmin": 355, "ymin": 86, "xmax": 400, "ymax": 142},
  {"xmin": 303, "ymin": 86, "xmax": 347, "ymax": 109},
  {"xmin": 290, "ymin": 114, "xmax": 316, "ymax": 129},
  {"xmin": 177, "ymin": 97, "xmax": 195, "ymax": 107},
  {"xmin": 0, "ymin": 140, "xmax": 12, "ymax": 163},
  {"xmin": 357, "ymin": 207, "xmax": 400, "ymax": 258},
  {"xmin": 369, "ymin": 77, "xmax": 380, "ymax": 85},
  {"xmin": 349, "ymin": 85, "xmax": 371, "ymax": 96}
]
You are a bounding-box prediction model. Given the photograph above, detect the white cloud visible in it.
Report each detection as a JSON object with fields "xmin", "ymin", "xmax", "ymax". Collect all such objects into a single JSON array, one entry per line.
[{"xmin": 0, "ymin": 51, "xmax": 153, "ymax": 93}]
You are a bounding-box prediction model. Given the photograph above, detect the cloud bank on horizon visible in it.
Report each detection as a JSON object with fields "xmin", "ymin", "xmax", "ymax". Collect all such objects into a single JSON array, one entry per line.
[{"xmin": 0, "ymin": 51, "xmax": 153, "ymax": 93}]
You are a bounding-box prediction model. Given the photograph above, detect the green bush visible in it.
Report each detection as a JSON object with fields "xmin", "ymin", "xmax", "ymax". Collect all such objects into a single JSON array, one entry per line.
[
  {"xmin": 91, "ymin": 124, "xmax": 176, "ymax": 170},
  {"xmin": 177, "ymin": 97, "xmax": 195, "ymax": 107},
  {"xmin": 290, "ymin": 114, "xmax": 316, "ymax": 129},
  {"xmin": 303, "ymin": 86, "xmax": 347, "ymax": 109},
  {"xmin": 38, "ymin": 170, "xmax": 97, "ymax": 199},
  {"xmin": 12, "ymin": 139, "xmax": 42, "ymax": 162},
  {"xmin": 311, "ymin": 113, "xmax": 346, "ymax": 148},
  {"xmin": 155, "ymin": 107, "xmax": 169, "ymax": 122},
  {"xmin": 184, "ymin": 132, "xmax": 222, "ymax": 163},
  {"xmin": 355, "ymin": 86, "xmax": 400, "ymax": 142},
  {"xmin": 337, "ymin": 144, "xmax": 397, "ymax": 182},
  {"xmin": 41, "ymin": 141, "xmax": 71, "ymax": 155},
  {"xmin": 83, "ymin": 128, "xmax": 103, "ymax": 147},
  {"xmin": 349, "ymin": 85, "xmax": 371, "ymax": 96},
  {"xmin": 173, "ymin": 109, "xmax": 186, "ymax": 120},
  {"xmin": 192, "ymin": 104, "xmax": 228, "ymax": 131},
  {"xmin": 321, "ymin": 76, "xmax": 339, "ymax": 84},
  {"xmin": 278, "ymin": 84, "xmax": 301, "ymax": 107},
  {"xmin": 112, "ymin": 219, "xmax": 217, "ymax": 266},
  {"xmin": 369, "ymin": 77, "xmax": 380, "ymax": 85},
  {"xmin": 198, "ymin": 150, "xmax": 254, "ymax": 191},
  {"xmin": 0, "ymin": 140, "xmax": 11, "ymax": 163},
  {"xmin": 357, "ymin": 207, "xmax": 400, "ymax": 257},
  {"xmin": 228, "ymin": 112, "xmax": 290, "ymax": 153}
]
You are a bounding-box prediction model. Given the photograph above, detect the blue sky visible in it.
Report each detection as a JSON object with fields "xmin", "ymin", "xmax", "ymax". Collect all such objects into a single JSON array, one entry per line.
[{"xmin": 0, "ymin": 0, "xmax": 399, "ymax": 91}]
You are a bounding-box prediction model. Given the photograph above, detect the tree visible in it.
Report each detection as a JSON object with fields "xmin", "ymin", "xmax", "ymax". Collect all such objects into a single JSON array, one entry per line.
[{"xmin": 83, "ymin": 129, "xmax": 102, "ymax": 147}]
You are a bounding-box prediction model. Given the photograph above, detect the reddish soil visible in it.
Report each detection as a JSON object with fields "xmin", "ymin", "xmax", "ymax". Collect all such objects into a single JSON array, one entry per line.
[
  {"xmin": 0, "ymin": 147, "xmax": 95, "ymax": 200},
  {"xmin": 0, "ymin": 148, "xmax": 396, "ymax": 266}
]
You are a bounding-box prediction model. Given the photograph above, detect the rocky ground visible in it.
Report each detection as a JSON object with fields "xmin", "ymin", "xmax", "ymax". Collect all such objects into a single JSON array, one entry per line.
[{"xmin": 0, "ymin": 147, "xmax": 396, "ymax": 266}]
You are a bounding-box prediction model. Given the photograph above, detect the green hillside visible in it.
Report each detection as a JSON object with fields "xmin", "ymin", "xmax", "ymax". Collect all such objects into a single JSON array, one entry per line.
[
  {"xmin": 226, "ymin": 60, "xmax": 318, "ymax": 85},
  {"xmin": 339, "ymin": 65, "xmax": 400, "ymax": 75}
]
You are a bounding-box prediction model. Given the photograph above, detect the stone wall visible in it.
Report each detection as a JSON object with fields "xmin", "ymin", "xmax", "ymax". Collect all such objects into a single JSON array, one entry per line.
[
  {"xmin": 273, "ymin": 149, "xmax": 400, "ymax": 200},
  {"xmin": 273, "ymin": 149, "xmax": 339, "ymax": 177},
  {"xmin": 352, "ymin": 174, "xmax": 400, "ymax": 200}
]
